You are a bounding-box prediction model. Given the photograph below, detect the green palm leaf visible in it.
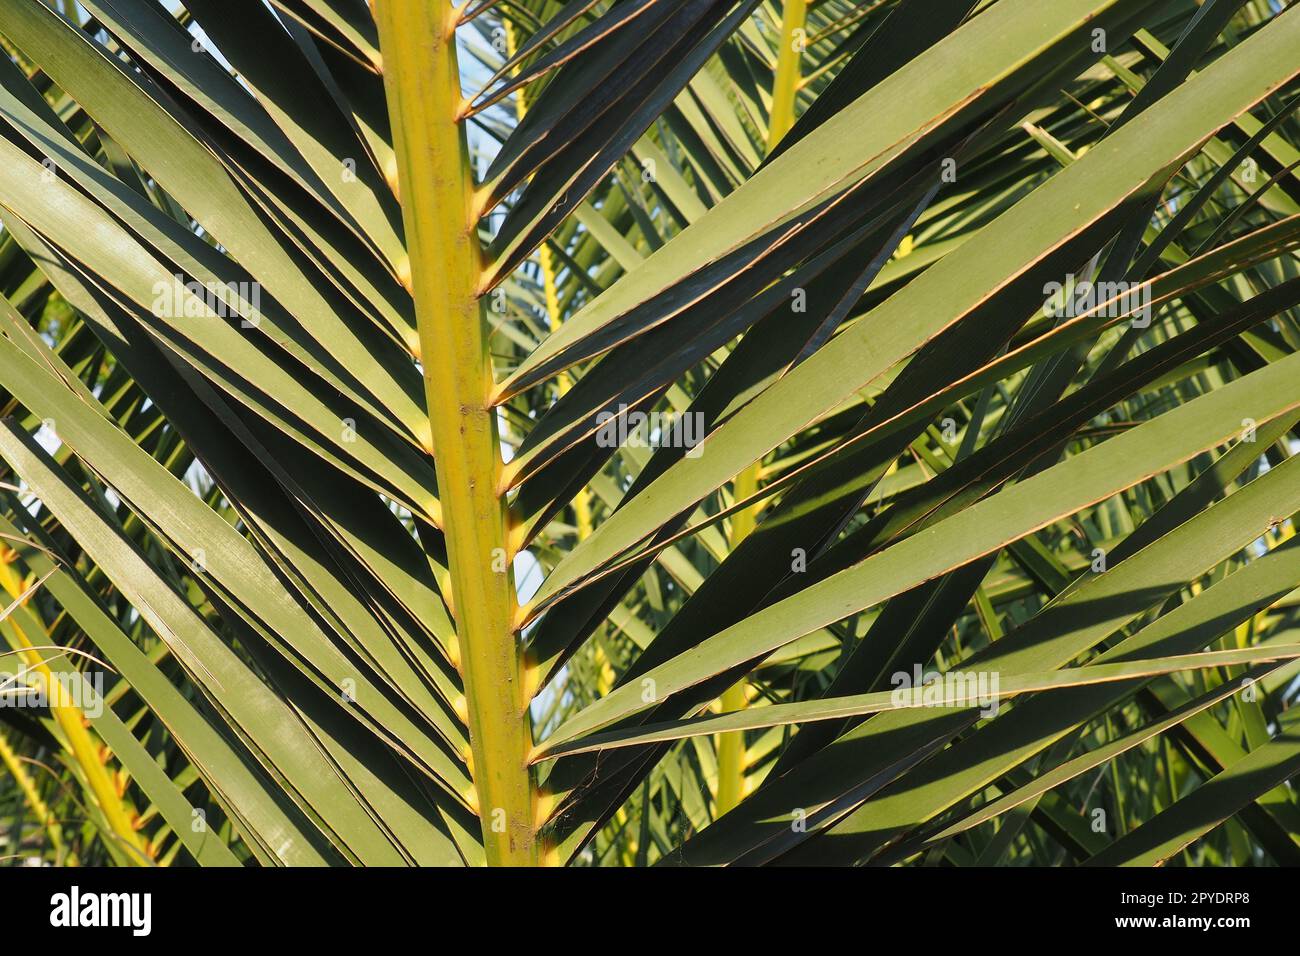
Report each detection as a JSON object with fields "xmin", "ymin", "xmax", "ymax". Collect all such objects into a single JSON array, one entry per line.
[{"xmin": 0, "ymin": 0, "xmax": 1296, "ymax": 868}]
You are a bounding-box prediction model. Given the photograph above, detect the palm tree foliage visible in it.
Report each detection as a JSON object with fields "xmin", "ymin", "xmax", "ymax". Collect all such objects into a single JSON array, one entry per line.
[{"xmin": 0, "ymin": 0, "xmax": 1298, "ymax": 867}]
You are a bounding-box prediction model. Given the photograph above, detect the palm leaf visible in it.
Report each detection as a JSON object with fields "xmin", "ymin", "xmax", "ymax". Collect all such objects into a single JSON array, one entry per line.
[{"xmin": 0, "ymin": 0, "xmax": 1296, "ymax": 868}]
